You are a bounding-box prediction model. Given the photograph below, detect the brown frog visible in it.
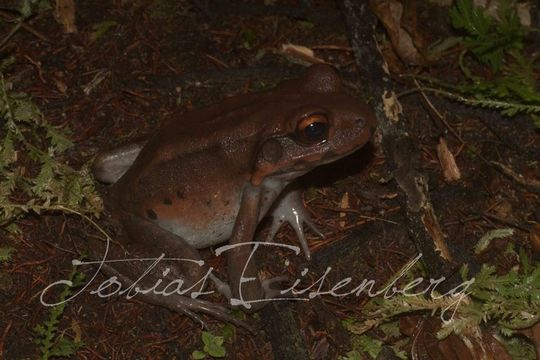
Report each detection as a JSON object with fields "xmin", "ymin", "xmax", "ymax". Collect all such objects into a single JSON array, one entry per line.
[{"xmin": 92, "ymin": 64, "xmax": 376, "ymax": 327}]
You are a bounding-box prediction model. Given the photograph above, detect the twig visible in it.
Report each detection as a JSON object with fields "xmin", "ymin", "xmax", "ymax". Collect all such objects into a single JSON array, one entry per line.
[
  {"xmin": 481, "ymin": 212, "xmax": 530, "ymax": 233},
  {"xmin": 399, "ymin": 87, "xmax": 540, "ymax": 115},
  {"xmin": 23, "ymin": 55, "xmax": 46, "ymax": 83},
  {"xmin": 310, "ymin": 45, "xmax": 353, "ymax": 51},
  {"xmin": 314, "ymin": 205, "xmax": 400, "ymax": 225},
  {"xmin": 0, "ymin": 20, "xmax": 22, "ymax": 50},
  {"xmin": 413, "ymin": 79, "xmax": 465, "ymax": 147},
  {"xmin": 0, "ymin": 10, "xmax": 50, "ymax": 42},
  {"xmin": 146, "ymin": 334, "xmax": 181, "ymax": 348},
  {"xmin": 491, "ymin": 161, "xmax": 540, "ymax": 190},
  {"xmin": 205, "ymin": 54, "xmax": 230, "ymax": 69},
  {"xmin": 0, "ymin": 321, "xmax": 12, "ymax": 359}
]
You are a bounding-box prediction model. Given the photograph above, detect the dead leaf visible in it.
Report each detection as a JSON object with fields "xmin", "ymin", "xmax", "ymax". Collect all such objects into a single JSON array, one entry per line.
[
  {"xmin": 437, "ymin": 137, "xmax": 461, "ymax": 182},
  {"xmin": 280, "ymin": 43, "xmax": 325, "ymax": 66},
  {"xmin": 370, "ymin": 0, "xmax": 424, "ymax": 65},
  {"xmin": 377, "ymin": 36, "xmax": 404, "ymax": 74},
  {"xmin": 54, "ymin": 78, "xmax": 68, "ymax": 94},
  {"xmin": 491, "ymin": 200, "xmax": 514, "ymax": 221},
  {"xmin": 533, "ymin": 321, "xmax": 540, "ymax": 358},
  {"xmin": 530, "ymin": 223, "xmax": 540, "ymax": 253},
  {"xmin": 402, "ymin": 316, "xmax": 512, "ymax": 360},
  {"xmin": 428, "ymin": 0, "xmax": 453, "ymax": 5},
  {"xmin": 516, "ymin": 2, "xmax": 531, "ymax": 27},
  {"xmin": 516, "ymin": 321, "xmax": 540, "ymax": 356},
  {"xmin": 55, "ymin": 0, "xmax": 78, "ymax": 34},
  {"xmin": 382, "ymin": 90, "xmax": 403, "ymax": 122},
  {"xmin": 473, "ymin": 0, "xmax": 498, "ymax": 17},
  {"xmin": 474, "ymin": 0, "xmax": 531, "ymax": 26},
  {"xmin": 339, "ymin": 192, "xmax": 349, "ymax": 228},
  {"xmin": 71, "ymin": 319, "xmax": 82, "ymax": 342}
]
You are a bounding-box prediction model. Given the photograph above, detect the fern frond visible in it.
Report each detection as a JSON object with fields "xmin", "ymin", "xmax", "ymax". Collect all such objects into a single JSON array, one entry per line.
[{"xmin": 0, "ymin": 62, "xmax": 103, "ymax": 225}]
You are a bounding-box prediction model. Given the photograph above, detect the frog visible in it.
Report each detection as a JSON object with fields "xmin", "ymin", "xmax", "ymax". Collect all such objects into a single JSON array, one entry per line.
[{"xmin": 92, "ymin": 64, "xmax": 377, "ymax": 328}]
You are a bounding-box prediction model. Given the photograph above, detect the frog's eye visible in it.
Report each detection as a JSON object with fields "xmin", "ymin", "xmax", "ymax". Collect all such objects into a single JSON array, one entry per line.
[{"xmin": 296, "ymin": 114, "xmax": 329, "ymax": 145}]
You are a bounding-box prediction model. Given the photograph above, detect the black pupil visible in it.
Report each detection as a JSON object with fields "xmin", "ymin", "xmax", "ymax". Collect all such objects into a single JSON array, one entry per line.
[{"xmin": 304, "ymin": 121, "xmax": 327, "ymax": 140}]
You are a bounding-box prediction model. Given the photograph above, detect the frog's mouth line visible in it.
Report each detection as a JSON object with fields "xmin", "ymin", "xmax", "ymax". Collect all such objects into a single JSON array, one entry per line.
[
  {"xmin": 270, "ymin": 169, "xmax": 311, "ymax": 182},
  {"xmin": 268, "ymin": 136, "xmax": 372, "ymax": 182}
]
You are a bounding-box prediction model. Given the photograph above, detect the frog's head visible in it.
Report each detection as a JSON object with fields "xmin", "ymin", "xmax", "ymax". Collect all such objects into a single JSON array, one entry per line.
[{"xmin": 251, "ymin": 64, "xmax": 377, "ymax": 185}]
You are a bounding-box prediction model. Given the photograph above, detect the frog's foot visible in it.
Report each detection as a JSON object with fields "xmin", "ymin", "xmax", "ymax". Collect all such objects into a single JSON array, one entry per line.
[
  {"xmin": 266, "ymin": 190, "xmax": 324, "ymax": 260},
  {"xmin": 210, "ymin": 273, "xmax": 287, "ymax": 304},
  {"xmin": 229, "ymin": 275, "xmax": 289, "ymax": 312},
  {"xmin": 99, "ymin": 263, "xmax": 255, "ymax": 333}
]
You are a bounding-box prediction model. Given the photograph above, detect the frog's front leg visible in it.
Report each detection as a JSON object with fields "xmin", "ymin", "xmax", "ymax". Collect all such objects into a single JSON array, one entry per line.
[
  {"xmin": 226, "ymin": 183, "xmax": 287, "ymax": 312},
  {"xmin": 92, "ymin": 211, "xmax": 251, "ymax": 330},
  {"xmin": 266, "ymin": 188, "xmax": 324, "ymax": 261}
]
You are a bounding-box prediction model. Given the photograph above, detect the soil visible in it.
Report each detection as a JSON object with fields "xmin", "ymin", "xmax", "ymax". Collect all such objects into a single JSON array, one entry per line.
[{"xmin": 0, "ymin": 1, "xmax": 538, "ymax": 359}]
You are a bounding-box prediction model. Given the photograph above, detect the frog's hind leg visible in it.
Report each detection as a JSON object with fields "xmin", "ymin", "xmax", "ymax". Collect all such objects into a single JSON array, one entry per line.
[
  {"xmin": 97, "ymin": 260, "xmax": 254, "ymax": 332},
  {"xmin": 88, "ymin": 211, "xmax": 253, "ymax": 331}
]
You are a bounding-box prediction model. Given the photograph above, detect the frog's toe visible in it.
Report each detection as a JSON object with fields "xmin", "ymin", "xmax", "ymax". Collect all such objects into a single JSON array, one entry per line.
[
  {"xmin": 209, "ymin": 273, "xmax": 232, "ymax": 300},
  {"xmin": 267, "ymin": 190, "xmax": 324, "ymax": 261},
  {"xmin": 160, "ymin": 293, "xmax": 256, "ymax": 333},
  {"xmin": 302, "ymin": 217, "xmax": 325, "ymax": 240},
  {"xmin": 266, "ymin": 213, "xmax": 311, "ymax": 261},
  {"xmin": 261, "ymin": 275, "xmax": 289, "ymax": 298}
]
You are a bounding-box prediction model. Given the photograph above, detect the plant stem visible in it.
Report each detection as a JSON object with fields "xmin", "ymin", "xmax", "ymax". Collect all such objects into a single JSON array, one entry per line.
[{"xmin": 0, "ymin": 20, "xmax": 23, "ymax": 50}]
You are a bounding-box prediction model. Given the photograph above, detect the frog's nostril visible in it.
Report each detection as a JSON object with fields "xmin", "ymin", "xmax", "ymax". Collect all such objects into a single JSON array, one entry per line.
[{"xmin": 356, "ymin": 117, "xmax": 366, "ymax": 128}]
